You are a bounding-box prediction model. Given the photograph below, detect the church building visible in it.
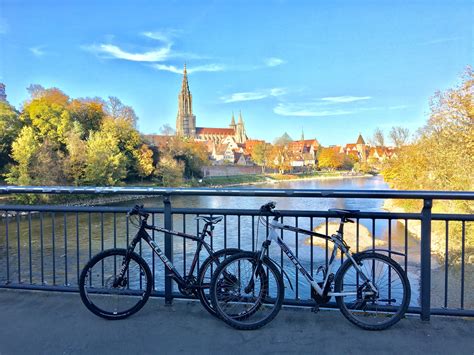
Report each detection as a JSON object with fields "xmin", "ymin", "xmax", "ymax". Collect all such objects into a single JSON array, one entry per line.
[{"xmin": 176, "ymin": 65, "xmax": 248, "ymax": 144}]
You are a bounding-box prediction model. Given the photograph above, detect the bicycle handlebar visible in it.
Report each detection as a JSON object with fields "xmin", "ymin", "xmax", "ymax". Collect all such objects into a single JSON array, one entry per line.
[{"xmin": 127, "ymin": 205, "xmax": 149, "ymax": 219}]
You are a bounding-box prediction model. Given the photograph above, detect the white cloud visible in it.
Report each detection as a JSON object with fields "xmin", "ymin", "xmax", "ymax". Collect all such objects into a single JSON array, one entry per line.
[
  {"xmin": 90, "ymin": 43, "xmax": 172, "ymax": 62},
  {"xmin": 152, "ymin": 63, "xmax": 225, "ymax": 74},
  {"xmin": 30, "ymin": 46, "xmax": 46, "ymax": 57},
  {"xmin": 274, "ymin": 103, "xmax": 353, "ymax": 117},
  {"xmin": 221, "ymin": 88, "xmax": 286, "ymax": 103},
  {"xmin": 321, "ymin": 96, "xmax": 372, "ymax": 103},
  {"xmin": 265, "ymin": 57, "xmax": 286, "ymax": 67}
]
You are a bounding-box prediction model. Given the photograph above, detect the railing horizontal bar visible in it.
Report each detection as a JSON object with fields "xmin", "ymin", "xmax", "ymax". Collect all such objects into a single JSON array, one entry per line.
[
  {"xmin": 1, "ymin": 186, "xmax": 473, "ymax": 200},
  {"xmin": 0, "ymin": 205, "xmax": 422, "ymax": 220}
]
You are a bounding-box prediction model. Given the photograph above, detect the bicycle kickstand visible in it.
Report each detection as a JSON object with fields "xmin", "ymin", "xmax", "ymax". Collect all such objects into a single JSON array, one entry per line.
[{"xmin": 311, "ymin": 304, "xmax": 320, "ymax": 314}]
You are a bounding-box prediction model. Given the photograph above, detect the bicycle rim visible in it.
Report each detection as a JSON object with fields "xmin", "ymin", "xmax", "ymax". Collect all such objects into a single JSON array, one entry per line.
[
  {"xmin": 82, "ymin": 250, "xmax": 151, "ymax": 318},
  {"xmin": 335, "ymin": 253, "xmax": 410, "ymax": 330}
]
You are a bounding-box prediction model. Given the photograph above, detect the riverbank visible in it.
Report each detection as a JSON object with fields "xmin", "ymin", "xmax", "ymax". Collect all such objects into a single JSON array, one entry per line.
[
  {"xmin": 199, "ymin": 171, "xmax": 374, "ymax": 188},
  {"xmin": 0, "ymin": 171, "xmax": 374, "ymax": 207},
  {"xmin": 382, "ymin": 200, "xmax": 474, "ymax": 265}
]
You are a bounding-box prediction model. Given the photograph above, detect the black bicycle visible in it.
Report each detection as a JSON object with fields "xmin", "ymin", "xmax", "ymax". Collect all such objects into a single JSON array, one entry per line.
[
  {"xmin": 210, "ymin": 202, "xmax": 411, "ymax": 330},
  {"xmin": 79, "ymin": 205, "xmax": 240, "ymax": 320}
]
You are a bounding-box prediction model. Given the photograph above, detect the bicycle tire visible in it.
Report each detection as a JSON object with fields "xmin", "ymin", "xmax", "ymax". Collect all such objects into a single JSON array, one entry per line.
[
  {"xmin": 334, "ymin": 252, "xmax": 411, "ymax": 330},
  {"xmin": 196, "ymin": 248, "xmax": 241, "ymax": 318},
  {"xmin": 210, "ymin": 251, "xmax": 284, "ymax": 330},
  {"xmin": 79, "ymin": 248, "xmax": 152, "ymax": 320}
]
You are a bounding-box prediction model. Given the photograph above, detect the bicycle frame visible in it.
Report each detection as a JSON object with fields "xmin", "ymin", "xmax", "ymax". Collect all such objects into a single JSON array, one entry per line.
[
  {"xmin": 120, "ymin": 218, "xmax": 217, "ymax": 289},
  {"xmin": 262, "ymin": 218, "xmax": 376, "ymax": 297}
]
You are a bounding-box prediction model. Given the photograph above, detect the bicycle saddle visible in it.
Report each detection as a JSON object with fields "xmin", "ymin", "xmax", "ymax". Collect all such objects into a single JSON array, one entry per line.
[
  {"xmin": 195, "ymin": 216, "xmax": 224, "ymax": 224},
  {"xmin": 328, "ymin": 208, "xmax": 360, "ymax": 215}
]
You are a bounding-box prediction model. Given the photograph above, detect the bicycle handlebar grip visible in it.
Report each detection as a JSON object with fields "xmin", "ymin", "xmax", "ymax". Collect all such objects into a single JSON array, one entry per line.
[{"xmin": 260, "ymin": 201, "xmax": 277, "ymax": 212}]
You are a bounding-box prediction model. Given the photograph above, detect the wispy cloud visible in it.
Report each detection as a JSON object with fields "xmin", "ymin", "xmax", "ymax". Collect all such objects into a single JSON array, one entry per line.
[
  {"xmin": 265, "ymin": 57, "xmax": 286, "ymax": 67},
  {"xmin": 273, "ymin": 94, "xmax": 374, "ymax": 117},
  {"xmin": 142, "ymin": 31, "xmax": 173, "ymax": 43},
  {"xmin": 88, "ymin": 43, "xmax": 172, "ymax": 62},
  {"xmin": 30, "ymin": 46, "xmax": 46, "ymax": 57},
  {"xmin": 152, "ymin": 63, "xmax": 225, "ymax": 74},
  {"xmin": 221, "ymin": 88, "xmax": 286, "ymax": 103},
  {"xmin": 86, "ymin": 30, "xmax": 285, "ymax": 76},
  {"xmin": 274, "ymin": 103, "xmax": 353, "ymax": 117},
  {"xmin": 420, "ymin": 37, "xmax": 460, "ymax": 45},
  {"xmin": 321, "ymin": 96, "xmax": 371, "ymax": 103}
]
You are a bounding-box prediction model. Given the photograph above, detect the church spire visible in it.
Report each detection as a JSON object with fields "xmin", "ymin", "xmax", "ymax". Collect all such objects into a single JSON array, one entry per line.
[
  {"xmin": 301, "ymin": 128, "xmax": 304, "ymax": 141},
  {"xmin": 238, "ymin": 110, "xmax": 243, "ymax": 124},
  {"xmin": 230, "ymin": 111, "xmax": 236, "ymax": 129},
  {"xmin": 235, "ymin": 111, "xmax": 247, "ymax": 143},
  {"xmin": 176, "ymin": 63, "xmax": 196, "ymax": 137},
  {"xmin": 181, "ymin": 63, "xmax": 190, "ymax": 94}
]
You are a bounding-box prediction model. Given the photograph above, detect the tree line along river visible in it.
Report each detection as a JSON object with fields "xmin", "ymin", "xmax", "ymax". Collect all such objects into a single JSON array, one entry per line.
[{"xmin": 0, "ymin": 176, "xmax": 471, "ymax": 309}]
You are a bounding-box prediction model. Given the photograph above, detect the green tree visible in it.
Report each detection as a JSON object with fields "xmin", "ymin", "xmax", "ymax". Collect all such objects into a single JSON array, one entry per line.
[
  {"xmin": 5, "ymin": 126, "xmax": 39, "ymax": 185},
  {"xmin": 0, "ymin": 102, "xmax": 21, "ymax": 172},
  {"xmin": 30, "ymin": 139, "xmax": 66, "ymax": 185},
  {"xmin": 83, "ymin": 130, "xmax": 127, "ymax": 185},
  {"xmin": 382, "ymin": 67, "xmax": 473, "ymax": 263},
  {"xmin": 155, "ymin": 155, "xmax": 184, "ymax": 186},
  {"xmin": 251, "ymin": 142, "xmax": 271, "ymax": 173},
  {"xmin": 135, "ymin": 144, "xmax": 154, "ymax": 180},
  {"xmin": 101, "ymin": 116, "xmax": 142, "ymax": 179},
  {"xmin": 63, "ymin": 124, "xmax": 87, "ymax": 184},
  {"xmin": 68, "ymin": 98, "xmax": 106, "ymax": 137},
  {"xmin": 163, "ymin": 137, "xmax": 209, "ymax": 179},
  {"xmin": 21, "ymin": 88, "xmax": 72, "ymax": 145}
]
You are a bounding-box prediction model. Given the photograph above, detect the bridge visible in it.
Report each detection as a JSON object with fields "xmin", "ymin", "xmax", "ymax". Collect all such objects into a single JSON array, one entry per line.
[
  {"xmin": 0, "ymin": 186, "xmax": 473, "ymax": 325},
  {"xmin": 0, "ymin": 289, "xmax": 473, "ymax": 354}
]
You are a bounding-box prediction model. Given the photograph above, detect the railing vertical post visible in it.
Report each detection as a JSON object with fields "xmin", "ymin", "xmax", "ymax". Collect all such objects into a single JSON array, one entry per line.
[
  {"xmin": 420, "ymin": 198, "xmax": 432, "ymax": 321},
  {"xmin": 163, "ymin": 195, "xmax": 173, "ymax": 305}
]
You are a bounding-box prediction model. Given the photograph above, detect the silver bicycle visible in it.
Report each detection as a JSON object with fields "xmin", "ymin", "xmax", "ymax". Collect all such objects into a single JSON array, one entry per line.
[{"xmin": 210, "ymin": 201, "xmax": 411, "ymax": 330}]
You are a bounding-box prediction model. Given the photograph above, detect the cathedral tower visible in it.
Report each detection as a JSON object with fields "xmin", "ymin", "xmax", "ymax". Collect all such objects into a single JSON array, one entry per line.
[
  {"xmin": 176, "ymin": 64, "xmax": 196, "ymax": 137},
  {"xmin": 235, "ymin": 111, "xmax": 247, "ymax": 143}
]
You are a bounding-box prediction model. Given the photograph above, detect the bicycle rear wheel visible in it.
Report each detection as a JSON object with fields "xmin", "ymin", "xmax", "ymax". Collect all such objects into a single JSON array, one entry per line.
[
  {"xmin": 197, "ymin": 248, "xmax": 241, "ymax": 318},
  {"xmin": 79, "ymin": 248, "xmax": 152, "ymax": 320},
  {"xmin": 334, "ymin": 252, "xmax": 410, "ymax": 330},
  {"xmin": 210, "ymin": 251, "xmax": 284, "ymax": 330}
]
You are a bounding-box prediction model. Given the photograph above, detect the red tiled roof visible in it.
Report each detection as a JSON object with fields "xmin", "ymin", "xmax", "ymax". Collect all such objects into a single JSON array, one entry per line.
[
  {"xmin": 243, "ymin": 139, "xmax": 265, "ymax": 155},
  {"xmin": 196, "ymin": 127, "xmax": 235, "ymax": 135},
  {"xmin": 288, "ymin": 139, "xmax": 319, "ymax": 153}
]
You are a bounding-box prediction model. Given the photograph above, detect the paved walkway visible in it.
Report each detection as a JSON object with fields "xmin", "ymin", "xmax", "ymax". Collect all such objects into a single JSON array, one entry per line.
[{"xmin": 0, "ymin": 289, "xmax": 473, "ymax": 355}]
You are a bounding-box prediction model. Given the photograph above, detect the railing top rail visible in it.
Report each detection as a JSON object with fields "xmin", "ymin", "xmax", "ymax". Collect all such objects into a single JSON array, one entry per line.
[{"xmin": 0, "ymin": 185, "xmax": 473, "ymax": 200}]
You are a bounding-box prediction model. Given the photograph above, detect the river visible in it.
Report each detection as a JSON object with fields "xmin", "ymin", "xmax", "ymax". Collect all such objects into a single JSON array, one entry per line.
[{"xmin": 1, "ymin": 176, "xmax": 471, "ymax": 309}]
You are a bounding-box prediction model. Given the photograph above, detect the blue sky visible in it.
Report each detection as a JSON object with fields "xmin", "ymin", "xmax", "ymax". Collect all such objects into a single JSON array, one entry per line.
[{"xmin": 0, "ymin": 0, "xmax": 472, "ymax": 145}]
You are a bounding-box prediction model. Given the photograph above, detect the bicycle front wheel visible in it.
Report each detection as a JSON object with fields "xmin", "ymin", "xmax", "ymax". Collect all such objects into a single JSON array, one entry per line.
[
  {"xmin": 210, "ymin": 251, "xmax": 284, "ymax": 330},
  {"xmin": 79, "ymin": 248, "xmax": 152, "ymax": 320},
  {"xmin": 334, "ymin": 252, "xmax": 411, "ymax": 330}
]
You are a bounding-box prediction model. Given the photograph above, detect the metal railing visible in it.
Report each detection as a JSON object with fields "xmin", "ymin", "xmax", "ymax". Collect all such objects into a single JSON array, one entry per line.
[{"xmin": 0, "ymin": 186, "xmax": 473, "ymax": 320}]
